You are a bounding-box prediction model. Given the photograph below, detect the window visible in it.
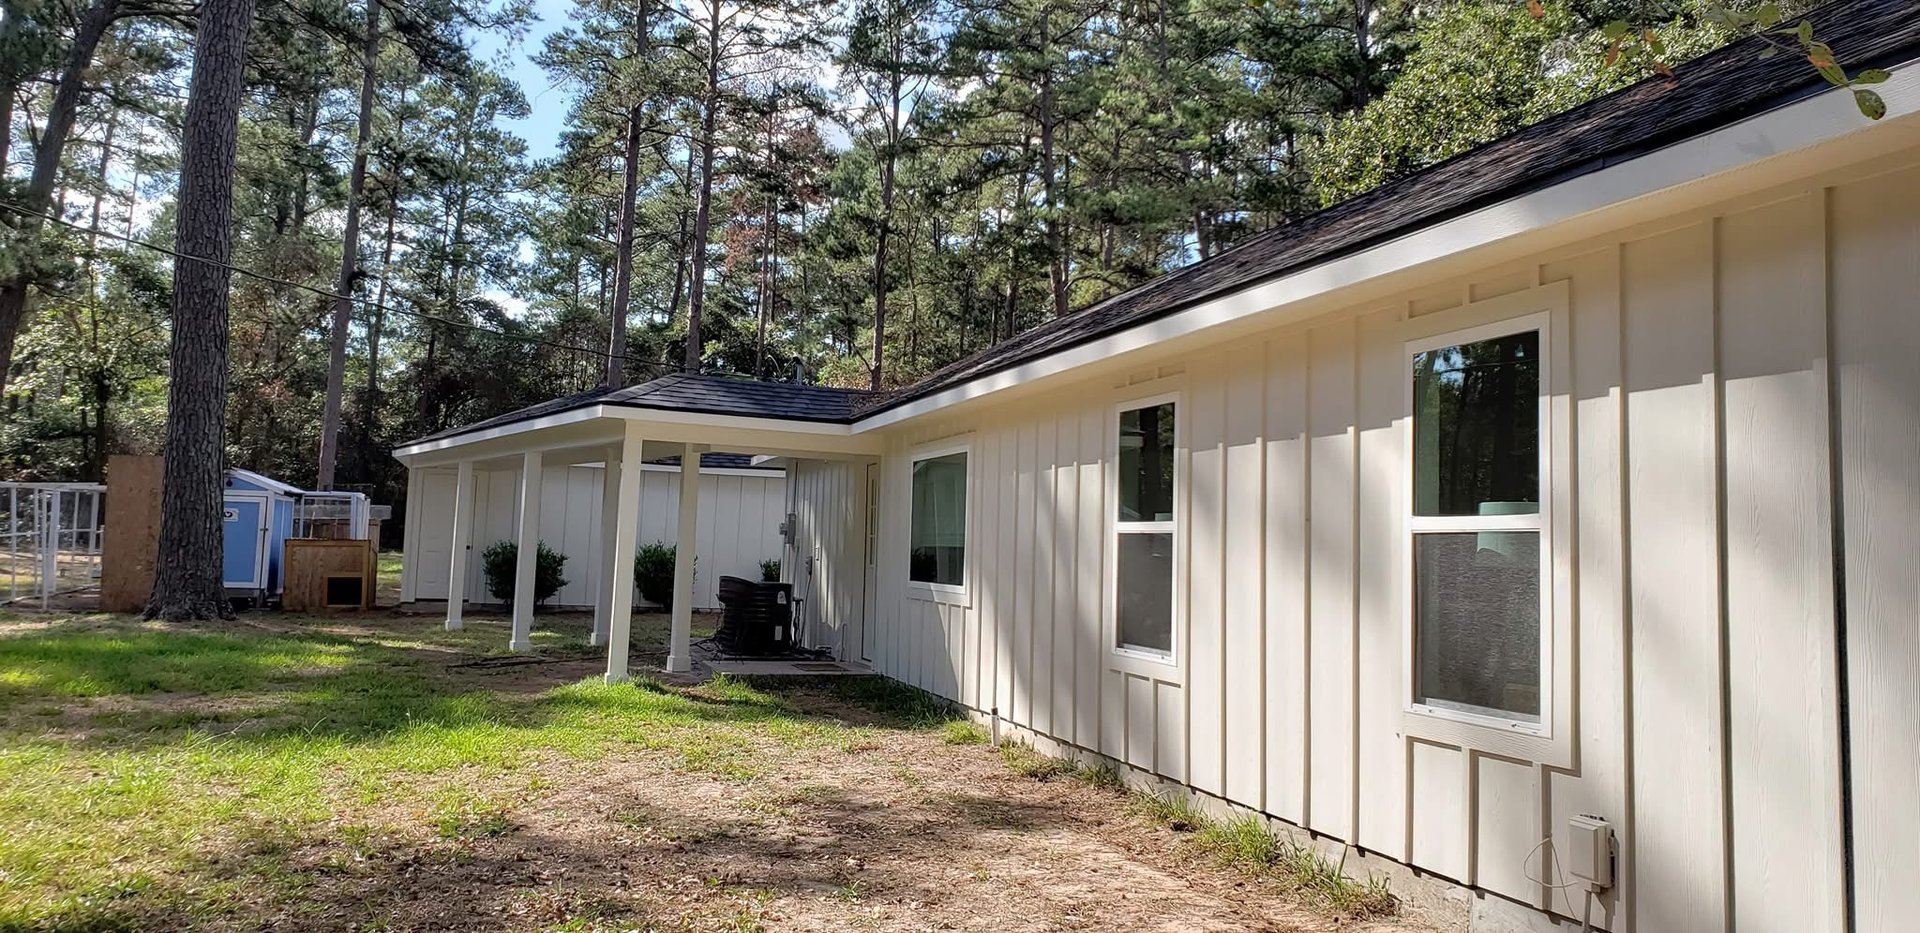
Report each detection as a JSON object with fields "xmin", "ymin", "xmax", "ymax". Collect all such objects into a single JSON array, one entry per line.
[
  {"xmin": 909, "ymin": 449, "xmax": 967, "ymax": 588},
  {"xmin": 1409, "ymin": 326, "xmax": 1544, "ymax": 725},
  {"xmin": 1116, "ymin": 400, "xmax": 1176, "ymax": 656}
]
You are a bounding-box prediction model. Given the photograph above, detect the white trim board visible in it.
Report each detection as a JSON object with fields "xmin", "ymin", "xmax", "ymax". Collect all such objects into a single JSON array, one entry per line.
[{"xmin": 851, "ymin": 66, "xmax": 1920, "ymax": 432}]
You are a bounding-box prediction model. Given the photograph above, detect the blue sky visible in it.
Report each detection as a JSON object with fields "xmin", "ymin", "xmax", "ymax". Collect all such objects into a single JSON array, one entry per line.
[{"xmin": 471, "ymin": 0, "xmax": 575, "ymax": 161}]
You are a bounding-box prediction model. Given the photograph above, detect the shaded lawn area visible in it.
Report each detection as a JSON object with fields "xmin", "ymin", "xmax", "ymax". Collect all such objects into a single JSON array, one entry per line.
[{"xmin": 0, "ymin": 610, "xmax": 1409, "ymax": 933}]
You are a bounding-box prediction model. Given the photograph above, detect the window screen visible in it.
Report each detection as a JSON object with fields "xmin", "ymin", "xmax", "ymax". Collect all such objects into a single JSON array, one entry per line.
[
  {"xmin": 1410, "ymin": 328, "xmax": 1543, "ymax": 723},
  {"xmin": 909, "ymin": 451, "xmax": 967, "ymax": 586},
  {"xmin": 1116, "ymin": 401, "xmax": 1175, "ymax": 656}
]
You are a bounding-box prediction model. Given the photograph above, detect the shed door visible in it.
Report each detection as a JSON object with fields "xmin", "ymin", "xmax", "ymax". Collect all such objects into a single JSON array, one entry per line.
[
  {"xmin": 221, "ymin": 496, "xmax": 268, "ymax": 589},
  {"xmin": 411, "ymin": 469, "xmax": 456, "ymax": 599}
]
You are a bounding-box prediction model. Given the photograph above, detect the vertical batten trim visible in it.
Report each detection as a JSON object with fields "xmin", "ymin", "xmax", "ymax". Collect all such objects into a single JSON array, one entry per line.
[
  {"xmin": 1301, "ymin": 330, "xmax": 1316, "ymax": 825},
  {"xmin": 1710, "ymin": 215, "xmax": 1736, "ymax": 933},
  {"xmin": 1257, "ymin": 341, "xmax": 1272, "ymax": 816},
  {"xmin": 1819, "ymin": 183, "xmax": 1856, "ymax": 933},
  {"xmin": 1348, "ymin": 315, "xmax": 1364, "ymax": 844},
  {"xmin": 1613, "ymin": 239, "xmax": 1637, "ymax": 933}
]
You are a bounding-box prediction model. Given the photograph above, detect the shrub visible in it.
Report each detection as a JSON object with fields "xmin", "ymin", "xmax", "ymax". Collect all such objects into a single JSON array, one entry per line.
[
  {"xmin": 759, "ymin": 558, "xmax": 781, "ymax": 582},
  {"xmin": 480, "ymin": 540, "xmax": 568, "ymax": 607},
  {"xmin": 635, "ymin": 542, "xmax": 689, "ymax": 610}
]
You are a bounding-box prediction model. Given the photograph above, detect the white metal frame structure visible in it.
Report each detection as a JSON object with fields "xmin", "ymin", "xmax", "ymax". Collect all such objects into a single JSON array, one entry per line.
[{"xmin": 0, "ymin": 482, "xmax": 107, "ymax": 609}]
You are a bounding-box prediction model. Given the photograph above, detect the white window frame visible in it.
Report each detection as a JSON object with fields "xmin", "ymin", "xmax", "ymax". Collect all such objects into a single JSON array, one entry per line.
[
  {"xmin": 1399, "ymin": 284, "xmax": 1572, "ymax": 768},
  {"xmin": 1107, "ymin": 390, "xmax": 1183, "ymax": 669},
  {"xmin": 905, "ymin": 439, "xmax": 971, "ymax": 603}
]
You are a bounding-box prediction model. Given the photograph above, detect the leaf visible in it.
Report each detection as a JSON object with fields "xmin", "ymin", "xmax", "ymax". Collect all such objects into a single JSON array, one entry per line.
[
  {"xmin": 1855, "ymin": 68, "xmax": 1892, "ymax": 85},
  {"xmin": 1796, "ymin": 20, "xmax": 1814, "ymax": 45},
  {"xmin": 1605, "ymin": 39, "xmax": 1621, "ymax": 68},
  {"xmin": 1813, "ymin": 59, "xmax": 1848, "ymax": 87},
  {"xmin": 1855, "ymin": 89, "xmax": 1887, "ymax": 120},
  {"xmin": 1758, "ymin": 45, "xmax": 1780, "ymax": 59},
  {"xmin": 1526, "ymin": 0, "xmax": 1543, "ymax": 19},
  {"xmin": 1603, "ymin": 19, "xmax": 1631, "ymax": 40},
  {"xmin": 1755, "ymin": 2, "xmax": 1782, "ymax": 28}
]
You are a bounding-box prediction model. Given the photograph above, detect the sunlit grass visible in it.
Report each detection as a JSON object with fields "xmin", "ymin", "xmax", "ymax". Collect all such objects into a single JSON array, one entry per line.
[{"xmin": 0, "ymin": 611, "xmax": 904, "ymax": 929}]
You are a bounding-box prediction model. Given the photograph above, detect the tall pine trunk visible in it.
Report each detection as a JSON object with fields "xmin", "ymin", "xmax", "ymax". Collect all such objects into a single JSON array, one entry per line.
[
  {"xmin": 147, "ymin": 0, "xmax": 258, "ymax": 621},
  {"xmin": 604, "ymin": 0, "xmax": 650, "ymax": 387},
  {"xmin": 0, "ymin": 0, "xmax": 121, "ymax": 398},
  {"xmin": 682, "ymin": 0, "xmax": 721, "ymax": 373},
  {"xmin": 316, "ymin": 0, "xmax": 380, "ymax": 489}
]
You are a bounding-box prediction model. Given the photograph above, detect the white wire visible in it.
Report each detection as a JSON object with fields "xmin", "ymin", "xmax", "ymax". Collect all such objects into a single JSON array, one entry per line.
[{"xmin": 1521, "ymin": 834, "xmax": 1586, "ymax": 890}]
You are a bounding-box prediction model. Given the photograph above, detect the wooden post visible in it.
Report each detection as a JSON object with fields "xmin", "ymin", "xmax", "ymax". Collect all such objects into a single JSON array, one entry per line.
[
  {"xmin": 592, "ymin": 442, "xmax": 623, "ymax": 647},
  {"xmin": 510, "ymin": 451, "xmax": 542, "ymax": 652},
  {"xmin": 446, "ymin": 460, "xmax": 474, "ymax": 630},
  {"xmin": 604, "ymin": 426, "xmax": 647, "ymax": 684},
  {"xmin": 668, "ymin": 443, "xmax": 703, "ymax": 673}
]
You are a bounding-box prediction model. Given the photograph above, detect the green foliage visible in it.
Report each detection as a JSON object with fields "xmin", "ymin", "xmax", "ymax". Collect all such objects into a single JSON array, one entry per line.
[
  {"xmin": 634, "ymin": 542, "xmax": 682, "ymax": 610},
  {"xmin": 481, "ymin": 540, "xmax": 568, "ymax": 606},
  {"xmin": 938, "ymin": 720, "xmax": 989, "ymax": 745},
  {"xmin": 758, "ymin": 558, "xmax": 780, "ymax": 582}
]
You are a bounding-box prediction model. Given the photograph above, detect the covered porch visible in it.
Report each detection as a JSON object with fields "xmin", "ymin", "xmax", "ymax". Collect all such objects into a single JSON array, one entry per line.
[{"xmin": 392, "ymin": 374, "xmax": 884, "ymax": 683}]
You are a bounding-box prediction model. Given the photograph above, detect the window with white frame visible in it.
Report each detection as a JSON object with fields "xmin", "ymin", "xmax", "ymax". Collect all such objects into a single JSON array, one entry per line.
[
  {"xmin": 1115, "ymin": 400, "xmax": 1176, "ymax": 656},
  {"xmin": 908, "ymin": 448, "xmax": 967, "ymax": 588},
  {"xmin": 1409, "ymin": 324, "xmax": 1545, "ymax": 726}
]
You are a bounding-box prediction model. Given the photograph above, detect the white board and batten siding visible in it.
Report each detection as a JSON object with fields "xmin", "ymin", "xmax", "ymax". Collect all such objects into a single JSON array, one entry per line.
[
  {"xmin": 849, "ymin": 155, "xmax": 1920, "ymax": 930},
  {"xmin": 404, "ymin": 463, "xmax": 786, "ymax": 611}
]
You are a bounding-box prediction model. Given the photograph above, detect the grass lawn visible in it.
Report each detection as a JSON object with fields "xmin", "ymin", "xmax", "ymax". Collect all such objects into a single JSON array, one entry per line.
[{"xmin": 0, "ymin": 609, "xmax": 1405, "ymax": 932}]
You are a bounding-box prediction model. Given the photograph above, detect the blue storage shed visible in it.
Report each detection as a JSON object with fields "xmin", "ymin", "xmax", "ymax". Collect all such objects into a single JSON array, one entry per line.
[{"xmin": 223, "ymin": 468, "xmax": 299, "ymax": 605}]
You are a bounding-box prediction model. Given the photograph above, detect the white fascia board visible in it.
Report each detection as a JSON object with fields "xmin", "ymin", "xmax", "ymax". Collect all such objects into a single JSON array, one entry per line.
[
  {"xmin": 393, "ymin": 404, "xmax": 612, "ymax": 461},
  {"xmin": 852, "ymin": 68, "xmax": 1920, "ymax": 433}
]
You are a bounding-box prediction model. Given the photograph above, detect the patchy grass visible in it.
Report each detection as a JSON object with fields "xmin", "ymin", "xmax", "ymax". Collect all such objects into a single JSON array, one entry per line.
[
  {"xmin": 0, "ymin": 611, "xmax": 907, "ymax": 930},
  {"xmin": 937, "ymin": 720, "xmax": 989, "ymax": 745},
  {"xmin": 998, "ymin": 742, "xmax": 1078, "ymax": 781},
  {"xmin": 1130, "ymin": 791, "xmax": 1398, "ymax": 918}
]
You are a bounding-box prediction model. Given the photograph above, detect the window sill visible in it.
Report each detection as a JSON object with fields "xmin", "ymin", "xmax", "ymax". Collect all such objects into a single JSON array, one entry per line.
[
  {"xmin": 906, "ymin": 582, "xmax": 970, "ymax": 608},
  {"xmin": 1107, "ymin": 645, "xmax": 1180, "ymax": 680}
]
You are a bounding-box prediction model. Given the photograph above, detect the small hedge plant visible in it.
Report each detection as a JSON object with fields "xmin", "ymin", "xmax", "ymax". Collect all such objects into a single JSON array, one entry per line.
[
  {"xmin": 759, "ymin": 558, "xmax": 781, "ymax": 582},
  {"xmin": 481, "ymin": 540, "xmax": 568, "ymax": 608},
  {"xmin": 635, "ymin": 542, "xmax": 691, "ymax": 611}
]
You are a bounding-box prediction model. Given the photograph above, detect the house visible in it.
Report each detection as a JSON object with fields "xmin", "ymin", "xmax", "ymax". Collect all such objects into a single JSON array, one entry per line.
[
  {"xmin": 399, "ymin": 452, "xmax": 787, "ymax": 612},
  {"xmin": 395, "ymin": 3, "xmax": 1920, "ymax": 929}
]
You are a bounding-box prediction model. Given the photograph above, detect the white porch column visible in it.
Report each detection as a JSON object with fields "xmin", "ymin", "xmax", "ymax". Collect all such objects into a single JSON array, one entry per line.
[
  {"xmin": 445, "ymin": 461, "xmax": 475, "ymax": 630},
  {"xmin": 591, "ymin": 442, "xmax": 623, "ymax": 647},
  {"xmin": 509, "ymin": 450, "xmax": 543, "ymax": 652},
  {"xmin": 604, "ymin": 426, "xmax": 647, "ymax": 683},
  {"xmin": 667, "ymin": 443, "xmax": 704, "ymax": 673}
]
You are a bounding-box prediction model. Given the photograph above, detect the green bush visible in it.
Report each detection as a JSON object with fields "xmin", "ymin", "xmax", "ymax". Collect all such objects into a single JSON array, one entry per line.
[
  {"xmin": 759, "ymin": 558, "xmax": 781, "ymax": 582},
  {"xmin": 634, "ymin": 542, "xmax": 689, "ymax": 611},
  {"xmin": 480, "ymin": 540, "xmax": 568, "ymax": 607}
]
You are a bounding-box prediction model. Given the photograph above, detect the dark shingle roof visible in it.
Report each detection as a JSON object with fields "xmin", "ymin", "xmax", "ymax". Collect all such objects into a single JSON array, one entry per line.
[
  {"xmin": 404, "ymin": 373, "xmax": 876, "ymax": 446},
  {"xmin": 647, "ymin": 452, "xmax": 779, "ymax": 471},
  {"xmin": 857, "ymin": 0, "xmax": 1920, "ymax": 417}
]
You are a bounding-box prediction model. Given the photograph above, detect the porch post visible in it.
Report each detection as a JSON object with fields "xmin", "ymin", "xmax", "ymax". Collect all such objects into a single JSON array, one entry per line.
[
  {"xmin": 604, "ymin": 424, "xmax": 647, "ymax": 683},
  {"xmin": 445, "ymin": 460, "xmax": 475, "ymax": 630},
  {"xmin": 667, "ymin": 443, "xmax": 704, "ymax": 673},
  {"xmin": 591, "ymin": 442, "xmax": 623, "ymax": 647},
  {"xmin": 510, "ymin": 450, "xmax": 543, "ymax": 652}
]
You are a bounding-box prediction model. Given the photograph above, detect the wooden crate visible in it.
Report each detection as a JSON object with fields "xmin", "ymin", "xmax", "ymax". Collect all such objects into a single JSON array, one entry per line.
[{"xmin": 283, "ymin": 538, "xmax": 375, "ymax": 611}]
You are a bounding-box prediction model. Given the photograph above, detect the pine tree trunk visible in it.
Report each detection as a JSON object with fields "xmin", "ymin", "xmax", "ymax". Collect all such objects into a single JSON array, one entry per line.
[
  {"xmin": 683, "ymin": 5, "xmax": 721, "ymax": 373},
  {"xmin": 0, "ymin": 0, "xmax": 121, "ymax": 399},
  {"xmin": 147, "ymin": 0, "xmax": 257, "ymax": 621},
  {"xmin": 606, "ymin": 101, "xmax": 643, "ymax": 386},
  {"xmin": 317, "ymin": 0, "xmax": 380, "ymax": 490}
]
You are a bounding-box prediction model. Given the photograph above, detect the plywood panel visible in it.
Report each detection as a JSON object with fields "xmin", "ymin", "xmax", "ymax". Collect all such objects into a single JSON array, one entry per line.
[
  {"xmin": 1474, "ymin": 756, "xmax": 1539, "ymax": 902},
  {"xmin": 976, "ymin": 430, "xmax": 1002, "ymax": 712},
  {"xmin": 1831, "ymin": 168, "xmax": 1920, "ymax": 933},
  {"xmin": 1222, "ymin": 346, "xmax": 1266, "ymax": 807},
  {"xmin": 1544, "ymin": 246, "xmax": 1627, "ymax": 928},
  {"xmin": 1032, "ymin": 418, "xmax": 1057, "ymax": 737},
  {"xmin": 1155, "ymin": 678, "xmax": 1186, "ymax": 784},
  {"xmin": 995, "ymin": 425, "xmax": 1019, "ymax": 719},
  {"xmin": 1186, "ymin": 361, "xmax": 1227, "ymax": 796},
  {"xmin": 1075, "ymin": 407, "xmax": 1105, "ymax": 750},
  {"xmin": 100, "ymin": 454, "xmax": 164, "ymax": 613},
  {"xmin": 1126, "ymin": 673, "xmax": 1154, "ymax": 771},
  {"xmin": 1264, "ymin": 338, "xmax": 1310, "ymax": 825},
  {"xmin": 1051, "ymin": 421, "xmax": 1080, "ymax": 747},
  {"xmin": 1307, "ymin": 318, "xmax": 1358, "ymax": 840},
  {"xmin": 1622, "ymin": 222, "xmax": 1727, "ymax": 933},
  {"xmin": 1410, "ymin": 742, "xmax": 1468, "ymax": 881},
  {"xmin": 1718, "ymin": 193, "xmax": 1846, "ymax": 933},
  {"xmin": 1355, "ymin": 307, "xmax": 1407, "ymax": 859},
  {"xmin": 1012, "ymin": 422, "xmax": 1037, "ymax": 728}
]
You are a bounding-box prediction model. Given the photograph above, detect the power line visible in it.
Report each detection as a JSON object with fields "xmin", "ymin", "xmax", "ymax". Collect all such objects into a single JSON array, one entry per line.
[{"xmin": 0, "ymin": 201, "xmax": 675, "ymax": 373}]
